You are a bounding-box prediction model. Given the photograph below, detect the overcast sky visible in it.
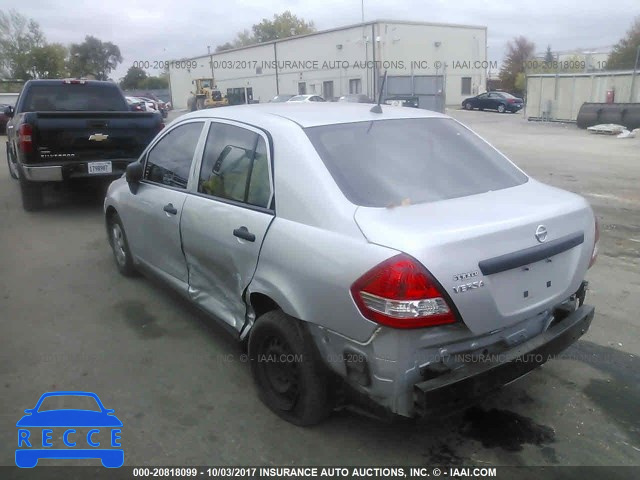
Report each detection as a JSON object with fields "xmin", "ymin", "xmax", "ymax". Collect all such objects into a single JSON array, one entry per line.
[{"xmin": 11, "ymin": 0, "xmax": 640, "ymax": 80}]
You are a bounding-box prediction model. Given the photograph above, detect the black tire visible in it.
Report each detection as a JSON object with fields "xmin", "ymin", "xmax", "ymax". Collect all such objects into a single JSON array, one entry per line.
[
  {"xmin": 107, "ymin": 212, "xmax": 137, "ymax": 277},
  {"xmin": 249, "ymin": 310, "xmax": 333, "ymax": 426},
  {"xmin": 18, "ymin": 170, "xmax": 43, "ymax": 211},
  {"xmin": 497, "ymin": 104, "xmax": 506, "ymax": 113},
  {"xmin": 6, "ymin": 144, "xmax": 18, "ymax": 180},
  {"xmin": 464, "ymin": 102, "xmax": 473, "ymax": 110}
]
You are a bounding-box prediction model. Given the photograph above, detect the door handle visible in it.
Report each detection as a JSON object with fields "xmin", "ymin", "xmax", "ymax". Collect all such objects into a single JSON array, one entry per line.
[
  {"xmin": 233, "ymin": 226, "xmax": 255, "ymax": 242},
  {"xmin": 163, "ymin": 203, "xmax": 178, "ymax": 215}
]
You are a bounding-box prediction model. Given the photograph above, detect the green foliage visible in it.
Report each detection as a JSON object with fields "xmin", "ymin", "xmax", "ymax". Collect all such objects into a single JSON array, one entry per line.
[
  {"xmin": 606, "ymin": 16, "xmax": 640, "ymax": 70},
  {"xmin": 68, "ymin": 35, "xmax": 122, "ymax": 80},
  {"xmin": 544, "ymin": 46, "xmax": 554, "ymax": 63},
  {"xmin": 140, "ymin": 75, "xmax": 168, "ymax": 89},
  {"xmin": 120, "ymin": 65, "xmax": 147, "ymax": 89},
  {"xmin": 120, "ymin": 65, "xmax": 168, "ymax": 90},
  {"xmin": 216, "ymin": 11, "xmax": 315, "ymax": 52},
  {"xmin": 514, "ymin": 72, "xmax": 526, "ymax": 92},
  {"xmin": 499, "ymin": 36, "xmax": 535, "ymax": 95},
  {"xmin": 30, "ymin": 43, "xmax": 67, "ymax": 78},
  {"xmin": 0, "ymin": 9, "xmax": 45, "ymax": 79}
]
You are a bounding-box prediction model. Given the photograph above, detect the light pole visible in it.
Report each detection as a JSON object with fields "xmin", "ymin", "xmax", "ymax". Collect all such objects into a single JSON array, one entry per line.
[{"xmin": 630, "ymin": 45, "xmax": 640, "ymax": 103}]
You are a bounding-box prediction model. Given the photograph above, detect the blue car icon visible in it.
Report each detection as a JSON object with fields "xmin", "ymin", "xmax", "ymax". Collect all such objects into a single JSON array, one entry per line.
[{"xmin": 16, "ymin": 391, "xmax": 123, "ymax": 468}]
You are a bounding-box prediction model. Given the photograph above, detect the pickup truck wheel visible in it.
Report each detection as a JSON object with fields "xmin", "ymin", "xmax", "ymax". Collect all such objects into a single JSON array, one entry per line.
[
  {"xmin": 18, "ymin": 172, "xmax": 43, "ymax": 211},
  {"xmin": 107, "ymin": 213, "xmax": 136, "ymax": 277},
  {"xmin": 6, "ymin": 145, "xmax": 18, "ymax": 180},
  {"xmin": 249, "ymin": 310, "xmax": 333, "ymax": 426}
]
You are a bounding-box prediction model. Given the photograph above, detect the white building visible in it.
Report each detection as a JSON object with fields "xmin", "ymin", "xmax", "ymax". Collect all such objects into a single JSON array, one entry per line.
[{"xmin": 168, "ymin": 20, "xmax": 488, "ymax": 110}]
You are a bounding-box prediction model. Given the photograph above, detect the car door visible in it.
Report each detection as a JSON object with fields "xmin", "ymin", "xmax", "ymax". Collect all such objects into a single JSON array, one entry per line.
[
  {"xmin": 474, "ymin": 93, "xmax": 488, "ymax": 109},
  {"xmin": 487, "ymin": 92, "xmax": 500, "ymax": 110},
  {"xmin": 124, "ymin": 121, "xmax": 206, "ymax": 285},
  {"xmin": 181, "ymin": 121, "xmax": 274, "ymax": 331}
]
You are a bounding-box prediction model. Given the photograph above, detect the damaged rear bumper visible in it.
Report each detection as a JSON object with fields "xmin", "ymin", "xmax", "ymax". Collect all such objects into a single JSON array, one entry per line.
[{"xmin": 413, "ymin": 304, "xmax": 595, "ymax": 416}]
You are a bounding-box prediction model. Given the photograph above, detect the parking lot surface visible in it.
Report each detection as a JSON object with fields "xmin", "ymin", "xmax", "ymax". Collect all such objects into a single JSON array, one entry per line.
[{"xmin": 1, "ymin": 108, "xmax": 639, "ymax": 467}]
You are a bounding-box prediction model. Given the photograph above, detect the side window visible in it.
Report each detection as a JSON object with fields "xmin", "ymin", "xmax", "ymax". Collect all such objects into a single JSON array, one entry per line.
[
  {"xmin": 198, "ymin": 123, "xmax": 271, "ymax": 208},
  {"xmin": 144, "ymin": 122, "xmax": 203, "ymax": 189}
]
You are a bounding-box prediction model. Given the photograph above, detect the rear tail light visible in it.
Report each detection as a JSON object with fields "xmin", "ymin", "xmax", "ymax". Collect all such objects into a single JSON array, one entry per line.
[
  {"xmin": 508, "ymin": 99, "xmax": 516, "ymax": 104},
  {"xmin": 350, "ymin": 254, "xmax": 457, "ymax": 329},
  {"xmin": 589, "ymin": 216, "xmax": 599, "ymax": 268},
  {"xmin": 18, "ymin": 124, "xmax": 33, "ymax": 154}
]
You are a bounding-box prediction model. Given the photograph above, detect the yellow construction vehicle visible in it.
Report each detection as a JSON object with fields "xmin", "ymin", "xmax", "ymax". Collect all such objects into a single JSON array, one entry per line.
[{"xmin": 189, "ymin": 78, "xmax": 229, "ymax": 111}]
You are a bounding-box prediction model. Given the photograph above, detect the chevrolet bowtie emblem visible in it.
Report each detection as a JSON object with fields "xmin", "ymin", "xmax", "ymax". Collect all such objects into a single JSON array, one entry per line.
[{"xmin": 89, "ymin": 133, "xmax": 109, "ymax": 142}]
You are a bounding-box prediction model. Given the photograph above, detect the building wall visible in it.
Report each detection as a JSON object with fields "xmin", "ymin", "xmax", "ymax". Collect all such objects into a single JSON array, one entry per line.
[
  {"xmin": 525, "ymin": 71, "xmax": 640, "ymax": 121},
  {"xmin": 168, "ymin": 21, "xmax": 487, "ymax": 110}
]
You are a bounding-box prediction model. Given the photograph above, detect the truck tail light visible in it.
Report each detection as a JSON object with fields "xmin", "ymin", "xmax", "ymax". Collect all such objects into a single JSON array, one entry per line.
[
  {"xmin": 350, "ymin": 254, "xmax": 457, "ymax": 329},
  {"xmin": 589, "ymin": 216, "xmax": 599, "ymax": 268},
  {"xmin": 19, "ymin": 124, "xmax": 33, "ymax": 154}
]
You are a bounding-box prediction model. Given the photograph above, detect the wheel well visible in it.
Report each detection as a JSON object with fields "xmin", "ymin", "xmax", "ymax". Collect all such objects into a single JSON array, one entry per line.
[
  {"xmin": 105, "ymin": 206, "xmax": 117, "ymax": 222},
  {"xmin": 249, "ymin": 292, "xmax": 280, "ymax": 319}
]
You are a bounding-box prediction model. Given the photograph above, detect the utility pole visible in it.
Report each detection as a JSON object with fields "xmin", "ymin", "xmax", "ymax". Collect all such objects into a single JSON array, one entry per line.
[
  {"xmin": 361, "ymin": 0, "xmax": 364, "ymax": 22},
  {"xmin": 630, "ymin": 45, "xmax": 640, "ymax": 103}
]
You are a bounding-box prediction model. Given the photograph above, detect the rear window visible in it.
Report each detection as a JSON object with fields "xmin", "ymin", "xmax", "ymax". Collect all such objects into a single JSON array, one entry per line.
[
  {"xmin": 305, "ymin": 118, "xmax": 528, "ymax": 207},
  {"xmin": 21, "ymin": 84, "xmax": 128, "ymax": 112}
]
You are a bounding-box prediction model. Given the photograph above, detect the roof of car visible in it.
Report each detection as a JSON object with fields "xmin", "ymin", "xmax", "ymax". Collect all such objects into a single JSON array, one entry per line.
[{"xmin": 178, "ymin": 102, "xmax": 448, "ymax": 128}]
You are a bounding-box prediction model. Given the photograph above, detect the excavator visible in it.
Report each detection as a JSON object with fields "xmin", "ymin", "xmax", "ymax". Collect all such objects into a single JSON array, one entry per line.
[{"xmin": 188, "ymin": 78, "xmax": 228, "ymax": 111}]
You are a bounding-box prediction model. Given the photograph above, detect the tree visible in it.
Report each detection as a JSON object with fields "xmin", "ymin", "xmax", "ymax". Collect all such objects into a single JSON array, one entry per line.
[
  {"xmin": 544, "ymin": 45, "xmax": 554, "ymax": 63},
  {"xmin": 252, "ymin": 11, "xmax": 315, "ymax": 43},
  {"xmin": 140, "ymin": 75, "xmax": 168, "ymax": 89},
  {"xmin": 499, "ymin": 36, "xmax": 535, "ymax": 95},
  {"xmin": 120, "ymin": 65, "xmax": 147, "ymax": 90},
  {"xmin": 0, "ymin": 9, "xmax": 45, "ymax": 78},
  {"xmin": 29, "ymin": 43, "xmax": 67, "ymax": 78},
  {"xmin": 216, "ymin": 11, "xmax": 315, "ymax": 52},
  {"xmin": 68, "ymin": 35, "xmax": 122, "ymax": 80},
  {"xmin": 606, "ymin": 16, "xmax": 640, "ymax": 70}
]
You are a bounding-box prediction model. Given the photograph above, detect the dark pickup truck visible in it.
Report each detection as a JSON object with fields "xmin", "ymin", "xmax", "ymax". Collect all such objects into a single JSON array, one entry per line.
[{"xmin": 4, "ymin": 79, "xmax": 164, "ymax": 211}]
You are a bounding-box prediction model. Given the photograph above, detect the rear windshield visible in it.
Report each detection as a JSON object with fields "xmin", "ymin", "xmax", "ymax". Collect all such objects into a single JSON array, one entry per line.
[
  {"xmin": 21, "ymin": 84, "xmax": 128, "ymax": 112},
  {"xmin": 305, "ymin": 118, "xmax": 528, "ymax": 207}
]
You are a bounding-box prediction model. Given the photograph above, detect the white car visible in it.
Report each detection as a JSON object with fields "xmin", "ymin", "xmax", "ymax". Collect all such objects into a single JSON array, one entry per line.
[
  {"xmin": 287, "ymin": 94, "xmax": 326, "ymax": 103},
  {"xmin": 132, "ymin": 97, "xmax": 157, "ymax": 112},
  {"xmin": 105, "ymin": 103, "xmax": 597, "ymax": 425}
]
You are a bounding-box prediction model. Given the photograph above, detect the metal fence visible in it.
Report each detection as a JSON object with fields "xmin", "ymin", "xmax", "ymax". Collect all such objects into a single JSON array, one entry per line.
[{"xmin": 525, "ymin": 70, "xmax": 640, "ymax": 122}]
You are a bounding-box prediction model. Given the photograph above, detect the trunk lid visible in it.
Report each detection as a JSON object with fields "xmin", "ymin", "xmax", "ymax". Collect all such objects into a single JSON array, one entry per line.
[
  {"xmin": 32, "ymin": 112, "xmax": 161, "ymax": 162},
  {"xmin": 354, "ymin": 180, "xmax": 595, "ymax": 335}
]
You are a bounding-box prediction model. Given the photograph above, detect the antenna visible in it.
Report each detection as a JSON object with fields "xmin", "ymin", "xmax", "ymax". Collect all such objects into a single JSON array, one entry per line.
[{"xmin": 370, "ymin": 70, "xmax": 387, "ymax": 113}]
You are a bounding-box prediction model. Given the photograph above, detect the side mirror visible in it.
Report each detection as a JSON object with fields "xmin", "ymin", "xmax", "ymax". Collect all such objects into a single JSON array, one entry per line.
[
  {"xmin": 125, "ymin": 161, "xmax": 144, "ymax": 194},
  {"xmin": 4, "ymin": 105, "xmax": 14, "ymax": 117}
]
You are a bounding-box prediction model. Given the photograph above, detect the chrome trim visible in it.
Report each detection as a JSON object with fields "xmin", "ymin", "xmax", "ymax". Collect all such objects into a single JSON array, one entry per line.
[{"xmin": 22, "ymin": 165, "xmax": 63, "ymax": 182}]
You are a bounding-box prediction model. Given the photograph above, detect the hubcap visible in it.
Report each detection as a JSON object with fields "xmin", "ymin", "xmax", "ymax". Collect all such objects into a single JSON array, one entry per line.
[
  {"xmin": 260, "ymin": 335, "xmax": 300, "ymax": 410},
  {"xmin": 111, "ymin": 223, "xmax": 127, "ymax": 267}
]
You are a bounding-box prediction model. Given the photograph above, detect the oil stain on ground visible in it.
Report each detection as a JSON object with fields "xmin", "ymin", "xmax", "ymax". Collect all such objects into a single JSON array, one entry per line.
[
  {"xmin": 461, "ymin": 406, "xmax": 555, "ymax": 452},
  {"xmin": 115, "ymin": 300, "xmax": 166, "ymax": 339}
]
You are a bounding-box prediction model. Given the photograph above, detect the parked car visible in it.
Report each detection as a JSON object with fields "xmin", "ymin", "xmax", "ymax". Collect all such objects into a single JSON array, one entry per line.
[
  {"xmin": 134, "ymin": 97, "xmax": 160, "ymax": 114},
  {"xmin": 138, "ymin": 95, "xmax": 168, "ymax": 118},
  {"xmin": 0, "ymin": 103, "xmax": 10, "ymax": 134},
  {"xmin": 338, "ymin": 94, "xmax": 374, "ymax": 103},
  {"xmin": 384, "ymin": 96, "xmax": 419, "ymax": 108},
  {"xmin": 105, "ymin": 103, "xmax": 597, "ymax": 426},
  {"xmin": 5, "ymin": 79, "xmax": 165, "ymax": 211},
  {"xmin": 287, "ymin": 94, "xmax": 326, "ymax": 103},
  {"xmin": 462, "ymin": 91, "xmax": 524, "ymax": 113},
  {"xmin": 270, "ymin": 94, "xmax": 296, "ymax": 103},
  {"xmin": 126, "ymin": 96, "xmax": 146, "ymax": 112}
]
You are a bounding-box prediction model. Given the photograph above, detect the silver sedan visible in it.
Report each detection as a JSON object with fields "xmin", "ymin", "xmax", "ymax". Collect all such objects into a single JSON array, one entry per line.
[{"xmin": 105, "ymin": 103, "xmax": 598, "ymax": 425}]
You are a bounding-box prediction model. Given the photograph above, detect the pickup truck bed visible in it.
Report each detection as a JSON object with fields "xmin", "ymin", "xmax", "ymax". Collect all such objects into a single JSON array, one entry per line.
[{"xmin": 5, "ymin": 79, "xmax": 164, "ymax": 211}]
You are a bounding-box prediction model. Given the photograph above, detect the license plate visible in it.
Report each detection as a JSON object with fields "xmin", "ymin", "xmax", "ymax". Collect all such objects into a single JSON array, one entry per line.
[{"xmin": 88, "ymin": 161, "xmax": 112, "ymax": 174}]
